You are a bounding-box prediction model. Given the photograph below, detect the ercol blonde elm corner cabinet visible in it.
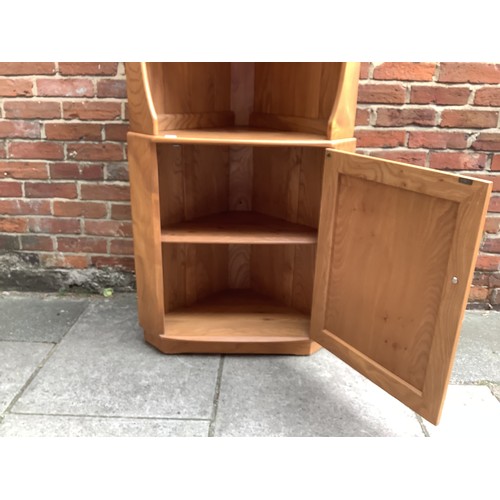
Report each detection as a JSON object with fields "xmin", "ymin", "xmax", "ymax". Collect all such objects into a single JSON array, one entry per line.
[{"xmin": 125, "ymin": 62, "xmax": 491, "ymax": 424}]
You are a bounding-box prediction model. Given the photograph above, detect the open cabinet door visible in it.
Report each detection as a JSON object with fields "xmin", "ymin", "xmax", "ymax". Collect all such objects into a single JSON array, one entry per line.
[{"xmin": 311, "ymin": 150, "xmax": 491, "ymax": 424}]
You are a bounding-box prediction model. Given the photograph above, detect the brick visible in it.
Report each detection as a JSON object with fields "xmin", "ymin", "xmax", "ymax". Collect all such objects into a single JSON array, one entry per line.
[
  {"xmin": 57, "ymin": 236, "xmax": 107, "ymax": 253},
  {"xmin": 472, "ymin": 271, "xmax": 489, "ymax": 286},
  {"xmin": 0, "ymin": 120, "xmax": 41, "ymax": 139},
  {"xmin": 50, "ymin": 162, "xmax": 103, "ymax": 180},
  {"xmin": 110, "ymin": 203, "xmax": 131, "ymax": 220},
  {"xmin": 490, "ymin": 273, "xmax": 500, "ymax": 288},
  {"xmin": 357, "ymin": 83, "xmax": 406, "ymax": 104},
  {"xmin": 468, "ymin": 174, "xmax": 500, "ymax": 192},
  {"xmin": 485, "ymin": 216, "xmax": 500, "ymax": 234},
  {"xmin": 0, "ymin": 161, "xmax": 48, "ymax": 179},
  {"xmin": 37, "ymin": 78, "xmax": 94, "ymax": 97},
  {"xmin": 429, "ymin": 152, "xmax": 486, "ymax": 170},
  {"xmin": 59, "ymin": 63, "xmax": 118, "ymax": 76},
  {"xmin": 45, "ymin": 123, "xmax": 102, "ymax": 141},
  {"xmin": 20, "ymin": 235, "xmax": 54, "ymax": 251},
  {"xmin": 25, "ymin": 182, "xmax": 77, "ymax": 199},
  {"xmin": 104, "ymin": 163, "xmax": 129, "ymax": 181},
  {"xmin": 8, "ymin": 141, "xmax": 64, "ymax": 160},
  {"xmin": 97, "ymin": 79, "xmax": 127, "ymax": 98},
  {"xmin": 63, "ymin": 101, "xmax": 122, "ymax": 121},
  {"xmin": 355, "ymin": 108, "xmax": 370, "ymax": 126},
  {"xmin": 369, "ymin": 150, "xmax": 427, "ymax": 167},
  {"xmin": 481, "ymin": 237, "xmax": 500, "ymax": 253},
  {"xmin": 439, "ymin": 63, "xmax": 500, "ymax": 84},
  {"xmin": 28, "ymin": 217, "xmax": 80, "ymax": 234},
  {"xmin": 0, "ymin": 142, "xmax": 6, "ymax": 159},
  {"xmin": 0, "ymin": 181, "xmax": 22, "ymax": 197},
  {"xmin": 471, "ymin": 133, "xmax": 500, "ymax": 152},
  {"xmin": 489, "ymin": 196, "xmax": 500, "ymax": 213},
  {"xmin": 0, "ymin": 234, "xmax": 20, "ymax": 250},
  {"xmin": 84, "ymin": 220, "xmax": 132, "ymax": 237},
  {"xmin": 474, "ymin": 87, "xmax": 500, "ymax": 106},
  {"xmin": 91, "ymin": 256, "xmax": 134, "ymax": 270},
  {"xmin": 109, "ymin": 238, "xmax": 134, "ymax": 255},
  {"xmin": 373, "ymin": 62, "xmax": 436, "ymax": 81},
  {"xmin": 67, "ymin": 143, "xmax": 124, "ymax": 161},
  {"xmin": 410, "ymin": 85, "xmax": 470, "ymax": 105},
  {"xmin": 53, "ymin": 200, "xmax": 107, "ymax": 218},
  {"xmin": 468, "ymin": 285, "xmax": 489, "ymax": 302},
  {"xmin": 408, "ymin": 131, "xmax": 467, "ymax": 149},
  {"xmin": 40, "ymin": 254, "xmax": 89, "ymax": 269},
  {"xmin": 376, "ymin": 108, "xmax": 436, "ymax": 126},
  {"xmin": 492, "ymin": 155, "xmax": 500, "ymax": 171},
  {"xmin": 0, "ymin": 78, "xmax": 33, "ymax": 97},
  {"xmin": 0, "ymin": 63, "xmax": 56, "ymax": 75},
  {"xmin": 3, "ymin": 101, "xmax": 61, "ymax": 119},
  {"xmin": 0, "ymin": 217, "xmax": 28, "ymax": 232},
  {"xmin": 359, "ymin": 63, "xmax": 370, "ymax": 79},
  {"xmin": 440, "ymin": 109, "xmax": 498, "ymax": 129},
  {"xmin": 475, "ymin": 253, "xmax": 500, "ymax": 271},
  {"xmin": 355, "ymin": 129, "xmax": 406, "ymax": 148},
  {"xmin": 81, "ymin": 183, "xmax": 130, "ymax": 201},
  {"xmin": 104, "ymin": 124, "xmax": 128, "ymax": 142},
  {"xmin": 491, "ymin": 289, "xmax": 500, "ymax": 306},
  {"xmin": 0, "ymin": 199, "xmax": 51, "ymax": 215}
]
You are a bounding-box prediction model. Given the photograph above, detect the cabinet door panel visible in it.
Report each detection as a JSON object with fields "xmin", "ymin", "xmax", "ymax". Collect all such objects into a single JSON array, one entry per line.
[{"xmin": 311, "ymin": 150, "xmax": 491, "ymax": 424}]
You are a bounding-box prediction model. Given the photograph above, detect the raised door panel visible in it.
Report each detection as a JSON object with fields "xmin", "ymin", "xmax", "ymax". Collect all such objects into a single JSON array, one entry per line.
[{"xmin": 311, "ymin": 150, "xmax": 491, "ymax": 424}]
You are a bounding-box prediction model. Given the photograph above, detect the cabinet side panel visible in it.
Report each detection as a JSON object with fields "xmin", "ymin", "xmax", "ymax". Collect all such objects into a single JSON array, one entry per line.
[
  {"xmin": 127, "ymin": 133, "xmax": 164, "ymax": 335},
  {"xmin": 157, "ymin": 144, "xmax": 185, "ymax": 226}
]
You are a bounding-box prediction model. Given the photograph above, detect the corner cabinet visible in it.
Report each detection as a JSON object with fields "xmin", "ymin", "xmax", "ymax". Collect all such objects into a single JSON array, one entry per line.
[{"xmin": 125, "ymin": 62, "xmax": 491, "ymax": 424}]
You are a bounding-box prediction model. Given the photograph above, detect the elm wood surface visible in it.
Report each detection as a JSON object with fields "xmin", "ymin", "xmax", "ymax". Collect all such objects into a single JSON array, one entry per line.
[{"xmin": 311, "ymin": 150, "xmax": 491, "ymax": 425}]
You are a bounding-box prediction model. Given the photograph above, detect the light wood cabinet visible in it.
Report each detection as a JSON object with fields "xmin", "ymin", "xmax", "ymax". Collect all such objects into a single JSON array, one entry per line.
[{"xmin": 125, "ymin": 62, "xmax": 491, "ymax": 424}]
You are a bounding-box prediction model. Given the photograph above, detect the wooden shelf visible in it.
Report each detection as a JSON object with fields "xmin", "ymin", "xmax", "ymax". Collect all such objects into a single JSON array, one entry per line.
[
  {"xmin": 147, "ymin": 127, "xmax": 339, "ymax": 147},
  {"xmin": 163, "ymin": 289, "xmax": 310, "ymax": 343},
  {"xmin": 161, "ymin": 211, "xmax": 318, "ymax": 244}
]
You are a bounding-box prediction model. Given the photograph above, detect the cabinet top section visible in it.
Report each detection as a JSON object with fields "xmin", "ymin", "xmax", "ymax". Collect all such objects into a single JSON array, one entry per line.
[{"xmin": 125, "ymin": 62, "xmax": 360, "ymax": 143}]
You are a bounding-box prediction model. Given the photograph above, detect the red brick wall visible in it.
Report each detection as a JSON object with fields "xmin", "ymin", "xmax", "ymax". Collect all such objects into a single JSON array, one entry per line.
[{"xmin": 0, "ymin": 62, "xmax": 499, "ymax": 307}]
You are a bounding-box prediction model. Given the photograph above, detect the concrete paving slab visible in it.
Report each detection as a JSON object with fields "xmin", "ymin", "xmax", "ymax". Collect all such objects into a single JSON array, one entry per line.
[
  {"xmin": 451, "ymin": 311, "xmax": 500, "ymax": 384},
  {"xmin": 12, "ymin": 295, "xmax": 220, "ymax": 419},
  {"xmin": 0, "ymin": 341, "xmax": 52, "ymax": 413},
  {"xmin": 0, "ymin": 414, "xmax": 209, "ymax": 437},
  {"xmin": 0, "ymin": 294, "xmax": 88, "ymax": 342},
  {"xmin": 491, "ymin": 384, "xmax": 500, "ymax": 402},
  {"xmin": 423, "ymin": 385, "xmax": 500, "ymax": 437},
  {"xmin": 214, "ymin": 350, "xmax": 424, "ymax": 437}
]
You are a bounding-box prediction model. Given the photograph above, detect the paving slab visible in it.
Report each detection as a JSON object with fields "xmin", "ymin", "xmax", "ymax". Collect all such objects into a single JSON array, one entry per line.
[
  {"xmin": 0, "ymin": 414, "xmax": 209, "ymax": 437},
  {"xmin": 12, "ymin": 295, "xmax": 220, "ymax": 419},
  {"xmin": 0, "ymin": 294, "xmax": 88, "ymax": 342},
  {"xmin": 491, "ymin": 384, "xmax": 500, "ymax": 402},
  {"xmin": 451, "ymin": 311, "xmax": 500, "ymax": 384},
  {"xmin": 0, "ymin": 341, "xmax": 52, "ymax": 413},
  {"xmin": 214, "ymin": 350, "xmax": 424, "ymax": 437},
  {"xmin": 422, "ymin": 385, "xmax": 500, "ymax": 437}
]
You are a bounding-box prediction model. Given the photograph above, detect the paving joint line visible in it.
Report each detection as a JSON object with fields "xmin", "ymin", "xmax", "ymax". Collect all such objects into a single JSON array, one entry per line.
[
  {"xmin": 415, "ymin": 414, "xmax": 430, "ymax": 437},
  {"xmin": 0, "ymin": 340, "xmax": 57, "ymax": 345},
  {"xmin": 8, "ymin": 411, "xmax": 212, "ymax": 422},
  {"xmin": 208, "ymin": 355, "xmax": 225, "ymax": 437}
]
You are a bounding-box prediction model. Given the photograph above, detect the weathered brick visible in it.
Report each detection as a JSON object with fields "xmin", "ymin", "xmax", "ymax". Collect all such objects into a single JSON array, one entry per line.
[
  {"xmin": 376, "ymin": 108, "xmax": 436, "ymax": 126},
  {"xmin": 0, "ymin": 217, "xmax": 28, "ymax": 232},
  {"xmin": 373, "ymin": 62, "xmax": 436, "ymax": 81},
  {"xmin": 40, "ymin": 254, "xmax": 89, "ymax": 269},
  {"xmin": 80, "ymin": 183, "xmax": 130, "ymax": 201},
  {"xmin": 84, "ymin": 220, "xmax": 132, "ymax": 237},
  {"xmin": 490, "ymin": 273, "xmax": 500, "ymax": 288},
  {"xmin": 355, "ymin": 129, "xmax": 406, "ymax": 148},
  {"xmin": 59, "ymin": 63, "xmax": 118, "ymax": 76},
  {"xmin": 429, "ymin": 152, "xmax": 486, "ymax": 170},
  {"xmin": 492, "ymin": 155, "xmax": 500, "ymax": 171},
  {"xmin": 28, "ymin": 217, "xmax": 81, "ymax": 234},
  {"xmin": 8, "ymin": 141, "xmax": 64, "ymax": 160},
  {"xmin": 369, "ymin": 150, "xmax": 427, "ymax": 167},
  {"xmin": 104, "ymin": 163, "xmax": 129, "ymax": 181},
  {"xmin": 20, "ymin": 235, "xmax": 54, "ymax": 251},
  {"xmin": 25, "ymin": 182, "xmax": 77, "ymax": 199},
  {"xmin": 481, "ymin": 237, "xmax": 500, "ymax": 253},
  {"xmin": 0, "ymin": 182, "xmax": 23, "ymax": 197},
  {"xmin": 90, "ymin": 255, "xmax": 134, "ymax": 270},
  {"xmin": 53, "ymin": 200, "xmax": 107, "ymax": 218},
  {"xmin": 50, "ymin": 162, "xmax": 103, "ymax": 180},
  {"xmin": 57, "ymin": 236, "xmax": 107, "ymax": 253},
  {"xmin": 471, "ymin": 133, "xmax": 500, "ymax": 152},
  {"xmin": 110, "ymin": 203, "xmax": 131, "ymax": 220},
  {"xmin": 0, "ymin": 234, "xmax": 20, "ymax": 250},
  {"xmin": 439, "ymin": 63, "xmax": 500, "ymax": 84},
  {"xmin": 104, "ymin": 124, "xmax": 128, "ymax": 142},
  {"xmin": 474, "ymin": 87, "xmax": 500, "ymax": 106},
  {"xmin": 468, "ymin": 285, "xmax": 489, "ymax": 302},
  {"xmin": 410, "ymin": 85, "xmax": 470, "ymax": 105},
  {"xmin": 475, "ymin": 253, "xmax": 500, "ymax": 271},
  {"xmin": 355, "ymin": 108, "xmax": 370, "ymax": 126},
  {"xmin": 359, "ymin": 63, "xmax": 370, "ymax": 79},
  {"xmin": 0, "ymin": 161, "xmax": 48, "ymax": 179},
  {"xmin": 357, "ymin": 83, "xmax": 406, "ymax": 104},
  {"xmin": 489, "ymin": 196, "xmax": 500, "ymax": 213},
  {"xmin": 0, "ymin": 142, "xmax": 6, "ymax": 159},
  {"xmin": 97, "ymin": 79, "xmax": 127, "ymax": 98},
  {"xmin": 3, "ymin": 101, "xmax": 61, "ymax": 119},
  {"xmin": 0, "ymin": 78, "xmax": 33, "ymax": 97},
  {"xmin": 63, "ymin": 101, "xmax": 122, "ymax": 121},
  {"xmin": 0, "ymin": 120, "xmax": 41, "ymax": 139},
  {"xmin": 37, "ymin": 78, "xmax": 94, "ymax": 97},
  {"xmin": 408, "ymin": 131, "xmax": 468, "ymax": 149},
  {"xmin": 0, "ymin": 199, "xmax": 51, "ymax": 215},
  {"xmin": 491, "ymin": 289, "xmax": 500, "ymax": 306},
  {"xmin": 67, "ymin": 143, "xmax": 124, "ymax": 161},
  {"xmin": 109, "ymin": 239, "xmax": 134, "ymax": 255},
  {"xmin": 440, "ymin": 109, "xmax": 498, "ymax": 129},
  {"xmin": 0, "ymin": 63, "xmax": 56, "ymax": 75},
  {"xmin": 485, "ymin": 216, "xmax": 500, "ymax": 234},
  {"xmin": 45, "ymin": 123, "xmax": 102, "ymax": 141},
  {"xmin": 472, "ymin": 271, "xmax": 490, "ymax": 286}
]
